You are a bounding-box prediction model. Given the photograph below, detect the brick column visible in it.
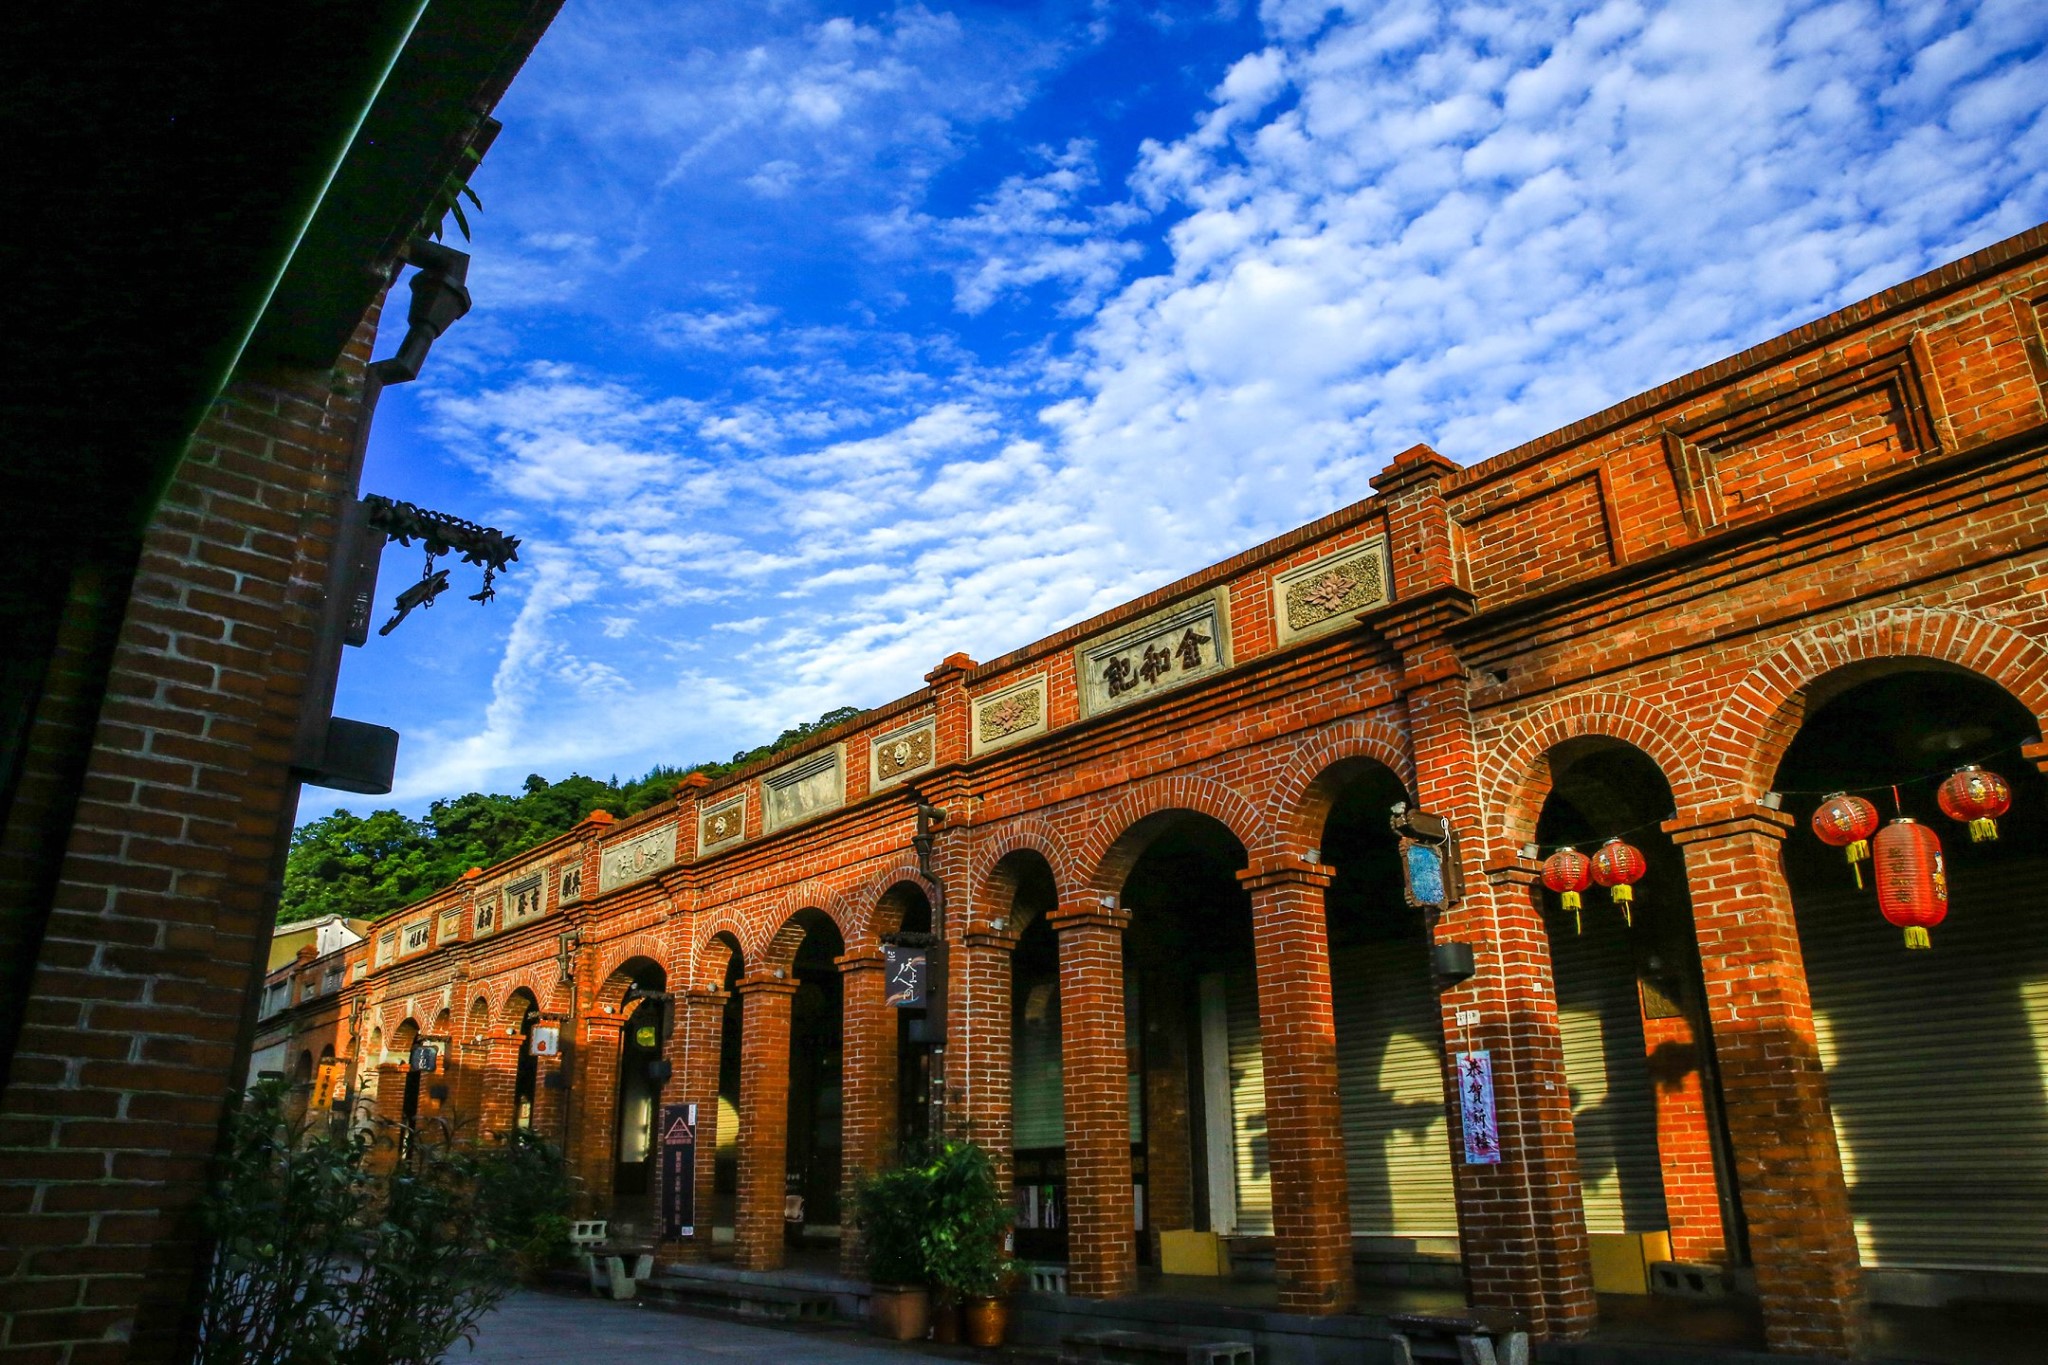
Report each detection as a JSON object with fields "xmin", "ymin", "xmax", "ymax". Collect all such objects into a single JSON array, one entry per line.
[
  {"xmin": 661, "ymin": 988, "xmax": 729, "ymax": 1267},
  {"xmin": 1666, "ymin": 804, "xmax": 1862, "ymax": 1356},
  {"xmin": 1051, "ymin": 897, "xmax": 1134, "ymax": 1299},
  {"xmin": 530, "ymin": 1019, "xmax": 568, "ymax": 1141},
  {"xmin": 477, "ymin": 1034, "xmax": 522, "ymax": 1142},
  {"xmin": 1642, "ymin": 1009, "xmax": 1728, "ymax": 1264},
  {"xmin": 734, "ymin": 973, "xmax": 798, "ymax": 1271},
  {"xmin": 1138, "ymin": 969, "xmax": 1192, "ymax": 1255},
  {"xmin": 573, "ymin": 1015, "xmax": 627, "ymax": 1217},
  {"xmin": 1239, "ymin": 858, "xmax": 1355, "ymax": 1314},
  {"xmin": 369, "ymin": 1061, "xmax": 408, "ymax": 1175},
  {"xmin": 952, "ymin": 929, "xmax": 1018, "ymax": 1172},
  {"xmin": 838, "ymin": 950, "xmax": 898, "ymax": 1276}
]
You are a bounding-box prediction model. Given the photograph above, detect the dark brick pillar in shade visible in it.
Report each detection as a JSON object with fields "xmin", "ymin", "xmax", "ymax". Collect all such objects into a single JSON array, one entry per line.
[
  {"xmin": 837, "ymin": 951, "xmax": 897, "ymax": 1276},
  {"xmin": 733, "ymin": 974, "xmax": 797, "ymax": 1272},
  {"xmin": 1239, "ymin": 858, "xmax": 1354, "ymax": 1314},
  {"xmin": 368, "ymin": 1062, "xmax": 409, "ymax": 1177},
  {"xmin": 1137, "ymin": 968, "xmax": 1191, "ymax": 1260},
  {"xmin": 659, "ymin": 988, "xmax": 728, "ymax": 1269},
  {"xmin": 1667, "ymin": 803, "xmax": 1864, "ymax": 1357},
  {"xmin": 571, "ymin": 1015, "xmax": 626, "ymax": 1218},
  {"xmin": 1642, "ymin": 1008, "xmax": 1729, "ymax": 1264},
  {"xmin": 1051, "ymin": 897, "xmax": 1134, "ymax": 1300},
  {"xmin": 477, "ymin": 1033, "xmax": 522, "ymax": 1142},
  {"xmin": 955, "ymin": 929, "xmax": 1018, "ymax": 1183}
]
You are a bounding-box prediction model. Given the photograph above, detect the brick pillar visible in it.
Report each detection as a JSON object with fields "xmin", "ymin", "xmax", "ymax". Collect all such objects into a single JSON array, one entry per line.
[
  {"xmin": 1667, "ymin": 804, "xmax": 1862, "ymax": 1356},
  {"xmin": 478, "ymin": 1034, "xmax": 522, "ymax": 1142},
  {"xmin": 369, "ymin": 1061, "xmax": 408, "ymax": 1175},
  {"xmin": 531, "ymin": 1020, "xmax": 567, "ymax": 1141},
  {"xmin": 1051, "ymin": 897, "xmax": 1134, "ymax": 1299},
  {"xmin": 1239, "ymin": 858, "xmax": 1355, "ymax": 1314},
  {"xmin": 1642, "ymin": 1009, "xmax": 1728, "ymax": 1264},
  {"xmin": 573, "ymin": 1016, "xmax": 627, "ymax": 1217},
  {"xmin": 661, "ymin": 988, "xmax": 728, "ymax": 1267},
  {"xmin": 734, "ymin": 973, "xmax": 798, "ymax": 1271},
  {"xmin": 1138, "ymin": 969, "xmax": 1192, "ymax": 1255},
  {"xmin": 838, "ymin": 950, "xmax": 898, "ymax": 1276},
  {"xmin": 954, "ymin": 929, "xmax": 1018, "ymax": 1183}
]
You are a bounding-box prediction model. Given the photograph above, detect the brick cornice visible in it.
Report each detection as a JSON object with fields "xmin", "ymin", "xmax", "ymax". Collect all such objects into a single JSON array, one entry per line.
[
  {"xmin": 964, "ymin": 930, "xmax": 1019, "ymax": 953},
  {"xmin": 1484, "ymin": 859, "xmax": 1542, "ymax": 888},
  {"xmin": 1048, "ymin": 901, "xmax": 1130, "ymax": 934},
  {"xmin": 835, "ymin": 949, "xmax": 885, "ymax": 974},
  {"xmin": 1663, "ymin": 801, "xmax": 1795, "ymax": 845},
  {"xmin": 683, "ymin": 988, "xmax": 731, "ymax": 1008},
  {"xmin": 734, "ymin": 973, "xmax": 799, "ymax": 998}
]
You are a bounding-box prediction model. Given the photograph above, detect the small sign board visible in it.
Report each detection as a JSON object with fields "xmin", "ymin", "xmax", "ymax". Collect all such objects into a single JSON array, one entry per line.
[
  {"xmin": 409, "ymin": 1044, "xmax": 438, "ymax": 1074},
  {"xmin": 529, "ymin": 1024, "xmax": 560, "ymax": 1058},
  {"xmin": 883, "ymin": 942, "xmax": 927, "ymax": 1008},
  {"xmin": 1402, "ymin": 840, "xmax": 1447, "ymax": 909},
  {"xmin": 1457, "ymin": 1051, "xmax": 1500, "ymax": 1165},
  {"xmin": 660, "ymin": 1103, "xmax": 696, "ymax": 1239}
]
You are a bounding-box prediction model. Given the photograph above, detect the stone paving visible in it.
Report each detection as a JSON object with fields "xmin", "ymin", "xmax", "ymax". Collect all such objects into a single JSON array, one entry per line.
[{"xmin": 447, "ymin": 1291, "xmax": 925, "ymax": 1364}]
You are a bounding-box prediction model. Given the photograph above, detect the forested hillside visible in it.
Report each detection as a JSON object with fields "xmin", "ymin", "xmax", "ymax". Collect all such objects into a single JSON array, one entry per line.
[{"xmin": 280, "ymin": 706, "xmax": 860, "ymax": 924}]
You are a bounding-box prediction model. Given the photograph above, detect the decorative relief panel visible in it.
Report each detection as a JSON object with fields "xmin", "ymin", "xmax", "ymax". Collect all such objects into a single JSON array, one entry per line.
[
  {"xmin": 698, "ymin": 793, "xmax": 747, "ymax": 855},
  {"xmin": 971, "ymin": 675, "xmax": 1049, "ymax": 755},
  {"xmin": 870, "ymin": 718, "xmax": 935, "ymax": 788},
  {"xmin": 376, "ymin": 931, "xmax": 396, "ymax": 965},
  {"xmin": 557, "ymin": 860, "xmax": 583, "ymax": 905},
  {"xmin": 1271, "ymin": 536, "xmax": 1391, "ymax": 645},
  {"xmin": 597, "ymin": 825, "xmax": 675, "ymax": 893},
  {"xmin": 504, "ymin": 873, "xmax": 546, "ymax": 925},
  {"xmin": 762, "ymin": 745, "xmax": 844, "ymax": 833},
  {"xmin": 1075, "ymin": 588, "xmax": 1230, "ymax": 717},
  {"xmin": 437, "ymin": 909, "xmax": 462, "ymax": 945}
]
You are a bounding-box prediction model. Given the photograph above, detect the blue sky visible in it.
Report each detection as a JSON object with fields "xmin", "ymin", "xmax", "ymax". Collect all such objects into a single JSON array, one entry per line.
[{"xmin": 321, "ymin": 0, "xmax": 2048, "ymax": 820}]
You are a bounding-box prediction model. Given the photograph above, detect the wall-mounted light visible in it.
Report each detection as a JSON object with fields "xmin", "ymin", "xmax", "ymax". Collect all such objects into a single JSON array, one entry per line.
[
  {"xmin": 989, "ymin": 917, "xmax": 1009, "ymax": 933},
  {"xmin": 1761, "ymin": 791, "xmax": 1783, "ymax": 810},
  {"xmin": 1431, "ymin": 941, "xmax": 1477, "ymax": 983}
]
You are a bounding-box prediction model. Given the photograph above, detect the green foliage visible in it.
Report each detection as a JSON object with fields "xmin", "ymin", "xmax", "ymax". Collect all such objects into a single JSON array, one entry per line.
[
  {"xmin": 279, "ymin": 705, "xmax": 860, "ymax": 924},
  {"xmin": 192, "ymin": 1081, "xmax": 572, "ymax": 1365},
  {"xmin": 848, "ymin": 1139, "xmax": 1016, "ymax": 1299}
]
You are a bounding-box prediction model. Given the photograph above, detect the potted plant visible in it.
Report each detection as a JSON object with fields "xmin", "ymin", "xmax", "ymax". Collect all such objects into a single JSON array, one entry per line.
[
  {"xmin": 920, "ymin": 1139, "xmax": 1018, "ymax": 1348},
  {"xmin": 848, "ymin": 1161, "xmax": 932, "ymax": 1341}
]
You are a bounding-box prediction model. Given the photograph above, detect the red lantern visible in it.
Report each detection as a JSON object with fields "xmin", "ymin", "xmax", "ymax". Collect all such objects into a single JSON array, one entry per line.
[
  {"xmin": 1542, "ymin": 847, "xmax": 1594, "ymax": 934},
  {"xmin": 1872, "ymin": 818, "xmax": 1947, "ymax": 950},
  {"xmin": 1937, "ymin": 765, "xmax": 2012, "ymax": 843},
  {"xmin": 1590, "ymin": 838, "xmax": 1647, "ymax": 927},
  {"xmin": 1811, "ymin": 792, "xmax": 1880, "ymax": 888}
]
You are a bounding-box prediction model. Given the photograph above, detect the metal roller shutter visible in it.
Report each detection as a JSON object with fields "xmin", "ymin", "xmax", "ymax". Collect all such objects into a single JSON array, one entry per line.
[
  {"xmin": 1225, "ymin": 971, "xmax": 1273, "ymax": 1235},
  {"xmin": 1331, "ymin": 941, "xmax": 1460, "ymax": 1238},
  {"xmin": 1798, "ymin": 859, "xmax": 2048, "ymax": 1272},
  {"xmin": 1014, "ymin": 978, "xmax": 1063, "ymax": 1149},
  {"xmin": 1550, "ymin": 922, "xmax": 1667, "ymax": 1234}
]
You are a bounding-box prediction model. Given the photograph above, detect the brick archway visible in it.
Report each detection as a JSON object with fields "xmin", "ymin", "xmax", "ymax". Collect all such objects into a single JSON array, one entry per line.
[
  {"xmin": 1267, "ymin": 714, "xmax": 1416, "ymax": 849},
  {"xmin": 1076, "ymin": 773, "xmax": 1272, "ymax": 893},
  {"xmin": 594, "ymin": 947, "xmax": 668, "ymax": 1011},
  {"xmin": 693, "ymin": 926, "xmax": 747, "ymax": 990},
  {"xmin": 1708, "ymin": 606, "xmax": 2048, "ymax": 794},
  {"xmin": 1483, "ymin": 690, "xmax": 1713, "ymax": 851},
  {"xmin": 849, "ymin": 863, "xmax": 942, "ymax": 947}
]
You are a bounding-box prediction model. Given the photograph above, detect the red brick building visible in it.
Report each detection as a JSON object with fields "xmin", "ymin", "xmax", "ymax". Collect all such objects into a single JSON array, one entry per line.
[{"xmin": 257, "ymin": 225, "xmax": 2048, "ymax": 1358}]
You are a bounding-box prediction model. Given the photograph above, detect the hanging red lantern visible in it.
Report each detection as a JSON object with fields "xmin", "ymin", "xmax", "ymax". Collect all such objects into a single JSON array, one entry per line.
[
  {"xmin": 1811, "ymin": 792, "xmax": 1880, "ymax": 888},
  {"xmin": 1542, "ymin": 847, "xmax": 1594, "ymax": 934},
  {"xmin": 1937, "ymin": 765, "xmax": 2012, "ymax": 843},
  {"xmin": 1872, "ymin": 817, "xmax": 1947, "ymax": 950},
  {"xmin": 1590, "ymin": 838, "xmax": 1647, "ymax": 927}
]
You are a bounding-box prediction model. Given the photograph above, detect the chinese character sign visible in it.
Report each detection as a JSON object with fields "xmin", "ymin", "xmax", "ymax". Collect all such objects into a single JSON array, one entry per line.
[
  {"xmin": 661, "ymin": 1103, "xmax": 696, "ymax": 1239},
  {"xmin": 1458, "ymin": 1050, "xmax": 1500, "ymax": 1165},
  {"xmin": 884, "ymin": 943, "xmax": 927, "ymax": 1008}
]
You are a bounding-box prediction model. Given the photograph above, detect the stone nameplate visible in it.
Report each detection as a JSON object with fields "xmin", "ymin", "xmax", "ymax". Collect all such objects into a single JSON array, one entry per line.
[
  {"xmin": 557, "ymin": 859, "xmax": 584, "ymax": 905},
  {"xmin": 971, "ymin": 674, "xmax": 1048, "ymax": 755},
  {"xmin": 1076, "ymin": 588, "xmax": 1230, "ymax": 717},
  {"xmin": 699, "ymin": 793, "xmax": 746, "ymax": 855},
  {"xmin": 402, "ymin": 919, "xmax": 431, "ymax": 953},
  {"xmin": 598, "ymin": 826, "xmax": 675, "ymax": 893},
  {"xmin": 473, "ymin": 886, "xmax": 499, "ymax": 937},
  {"xmin": 871, "ymin": 718, "xmax": 935, "ymax": 789},
  {"xmin": 762, "ymin": 745, "xmax": 844, "ymax": 833},
  {"xmin": 1271, "ymin": 536, "xmax": 1391, "ymax": 645},
  {"xmin": 504, "ymin": 873, "xmax": 546, "ymax": 924}
]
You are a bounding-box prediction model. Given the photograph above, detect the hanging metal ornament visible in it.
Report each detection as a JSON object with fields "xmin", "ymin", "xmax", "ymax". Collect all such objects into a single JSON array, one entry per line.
[
  {"xmin": 1811, "ymin": 792, "xmax": 1881, "ymax": 888},
  {"xmin": 1541, "ymin": 847, "xmax": 1594, "ymax": 934},
  {"xmin": 1590, "ymin": 838, "xmax": 1648, "ymax": 927},
  {"xmin": 1936, "ymin": 765, "xmax": 2012, "ymax": 843}
]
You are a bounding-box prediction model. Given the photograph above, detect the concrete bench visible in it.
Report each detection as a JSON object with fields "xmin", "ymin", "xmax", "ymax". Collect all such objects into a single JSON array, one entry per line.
[
  {"xmin": 646, "ymin": 1271, "xmax": 837, "ymax": 1323},
  {"xmin": 1386, "ymin": 1316, "xmax": 1527, "ymax": 1365},
  {"xmin": 1062, "ymin": 1328, "xmax": 1255, "ymax": 1365}
]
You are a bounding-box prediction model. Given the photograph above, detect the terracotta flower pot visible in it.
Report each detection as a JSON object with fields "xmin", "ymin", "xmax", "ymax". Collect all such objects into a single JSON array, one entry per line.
[
  {"xmin": 963, "ymin": 1295, "xmax": 1009, "ymax": 1348},
  {"xmin": 869, "ymin": 1284, "xmax": 930, "ymax": 1342},
  {"xmin": 929, "ymin": 1300, "xmax": 962, "ymax": 1343}
]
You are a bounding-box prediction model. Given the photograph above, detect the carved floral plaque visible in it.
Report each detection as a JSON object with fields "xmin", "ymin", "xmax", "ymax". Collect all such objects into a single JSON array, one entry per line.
[
  {"xmin": 698, "ymin": 794, "xmax": 746, "ymax": 855},
  {"xmin": 597, "ymin": 826, "xmax": 675, "ymax": 893},
  {"xmin": 1271, "ymin": 536, "xmax": 1391, "ymax": 644},
  {"xmin": 871, "ymin": 719, "xmax": 935, "ymax": 788},
  {"xmin": 971, "ymin": 675, "xmax": 1048, "ymax": 754}
]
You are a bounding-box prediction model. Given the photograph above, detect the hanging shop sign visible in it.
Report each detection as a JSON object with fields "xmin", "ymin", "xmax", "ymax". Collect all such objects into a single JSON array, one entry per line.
[
  {"xmin": 1457, "ymin": 1051, "xmax": 1500, "ymax": 1165},
  {"xmin": 409, "ymin": 1044, "xmax": 438, "ymax": 1073},
  {"xmin": 884, "ymin": 941, "xmax": 928, "ymax": 1008},
  {"xmin": 1391, "ymin": 806, "xmax": 1461, "ymax": 910},
  {"xmin": 661, "ymin": 1103, "xmax": 696, "ymax": 1240},
  {"xmin": 634, "ymin": 1024, "xmax": 658, "ymax": 1049},
  {"xmin": 529, "ymin": 1024, "xmax": 560, "ymax": 1057}
]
